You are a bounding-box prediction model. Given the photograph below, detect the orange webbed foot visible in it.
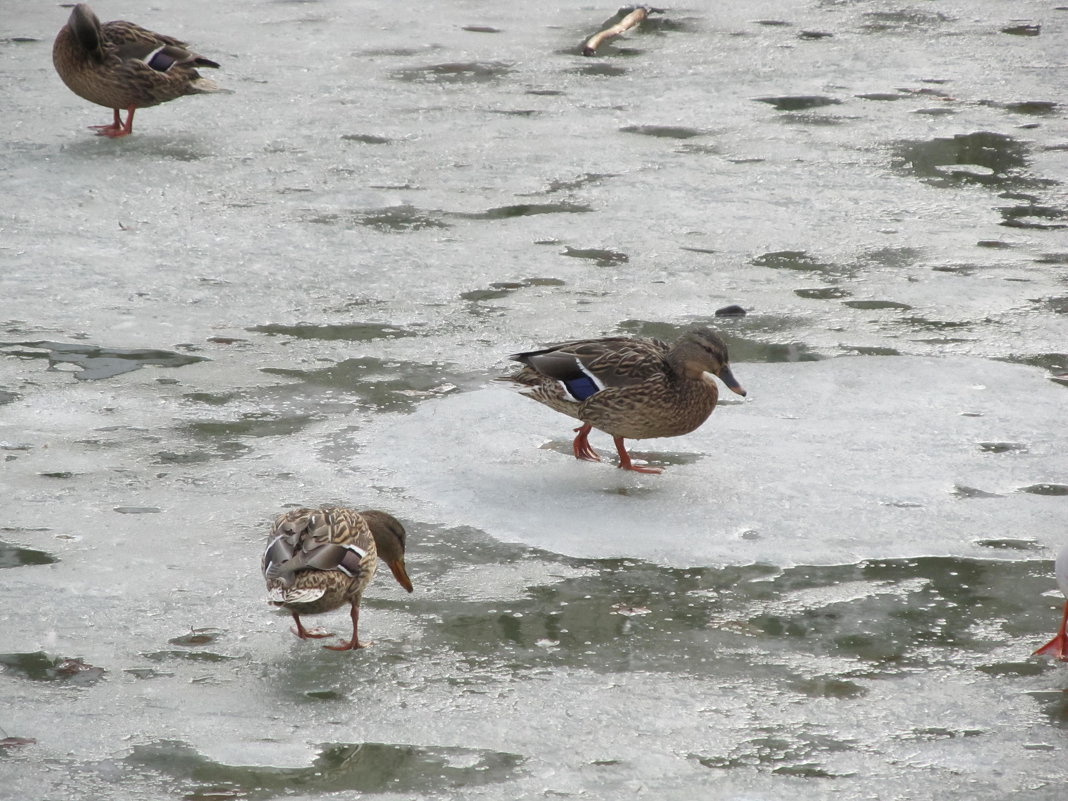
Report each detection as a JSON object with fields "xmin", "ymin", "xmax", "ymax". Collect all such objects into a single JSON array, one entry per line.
[
  {"xmin": 572, "ymin": 423, "xmax": 602, "ymax": 462},
  {"xmin": 613, "ymin": 437, "xmax": 662, "ymax": 474}
]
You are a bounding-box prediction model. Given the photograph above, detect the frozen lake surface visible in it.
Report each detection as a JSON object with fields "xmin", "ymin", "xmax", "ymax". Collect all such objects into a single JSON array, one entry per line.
[{"xmin": 1, "ymin": 1, "xmax": 1067, "ymax": 799}]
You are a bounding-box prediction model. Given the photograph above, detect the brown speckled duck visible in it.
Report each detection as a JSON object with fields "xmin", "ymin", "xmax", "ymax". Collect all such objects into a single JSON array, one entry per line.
[
  {"xmin": 503, "ymin": 327, "xmax": 746, "ymax": 474},
  {"xmin": 52, "ymin": 4, "xmax": 222, "ymax": 138},
  {"xmin": 262, "ymin": 508, "xmax": 413, "ymax": 651}
]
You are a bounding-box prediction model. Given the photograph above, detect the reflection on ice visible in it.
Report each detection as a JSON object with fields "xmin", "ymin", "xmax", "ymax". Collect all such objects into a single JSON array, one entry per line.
[
  {"xmin": 390, "ymin": 62, "xmax": 513, "ymax": 84},
  {"xmin": 755, "ymin": 95, "xmax": 842, "ymax": 111},
  {"xmin": 0, "ymin": 652, "xmax": 105, "ymax": 685},
  {"xmin": 891, "ymin": 132, "xmax": 1036, "ymax": 190},
  {"xmin": 123, "ymin": 739, "xmax": 523, "ymax": 798},
  {"xmin": 0, "ymin": 539, "xmax": 57, "ymax": 568},
  {"xmin": 0, "ymin": 341, "xmax": 206, "ymax": 381}
]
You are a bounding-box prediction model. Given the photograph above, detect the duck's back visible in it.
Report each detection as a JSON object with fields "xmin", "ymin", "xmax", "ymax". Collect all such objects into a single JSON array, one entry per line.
[{"xmin": 264, "ymin": 508, "xmax": 378, "ymax": 614}]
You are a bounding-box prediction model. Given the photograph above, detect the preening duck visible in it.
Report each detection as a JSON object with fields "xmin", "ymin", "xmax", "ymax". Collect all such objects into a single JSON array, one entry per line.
[
  {"xmin": 52, "ymin": 4, "xmax": 222, "ymax": 137},
  {"xmin": 262, "ymin": 507, "xmax": 413, "ymax": 651}
]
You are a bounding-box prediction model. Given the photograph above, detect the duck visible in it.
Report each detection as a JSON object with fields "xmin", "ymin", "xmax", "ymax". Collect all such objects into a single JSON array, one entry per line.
[
  {"xmin": 581, "ymin": 6, "xmax": 663, "ymax": 57},
  {"xmin": 262, "ymin": 507, "xmax": 413, "ymax": 651},
  {"xmin": 52, "ymin": 4, "xmax": 222, "ymax": 138},
  {"xmin": 1034, "ymin": 544, "xmax": 1068, "ymax": 661},
  {"xmin": 502, "ymin": 326, "xmax": 745, "ymax": 474}
]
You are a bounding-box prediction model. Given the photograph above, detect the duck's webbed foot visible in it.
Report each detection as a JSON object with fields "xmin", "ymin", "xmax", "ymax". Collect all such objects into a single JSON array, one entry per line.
[{"xmin": 572, "ymin": 423, "xmax": 602, "ymax": 462}]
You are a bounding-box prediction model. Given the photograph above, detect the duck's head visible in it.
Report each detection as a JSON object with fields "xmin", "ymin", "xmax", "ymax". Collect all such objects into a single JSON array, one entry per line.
[
  {"xmin": 362, "ymin": 510, "xmax": 414, "ymax": 593},
  {"xmin": 67, "ymin": 4, "xmax": 105, "ymax": 58},
  {"xmin": 677, "ymin": 328, "xmax": 746, "ymax": 397}
]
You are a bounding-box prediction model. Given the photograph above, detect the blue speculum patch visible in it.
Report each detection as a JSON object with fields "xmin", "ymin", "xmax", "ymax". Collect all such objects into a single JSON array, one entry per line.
[{"xmin": 563, "ymin": 375, "xmax": 601, "ymax": 401}]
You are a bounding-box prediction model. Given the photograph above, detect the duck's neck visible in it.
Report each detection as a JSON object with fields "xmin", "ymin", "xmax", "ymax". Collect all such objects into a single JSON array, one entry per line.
[{"xmin": 667, "ymin": 348, "xmax": 713, "ymax": 381}]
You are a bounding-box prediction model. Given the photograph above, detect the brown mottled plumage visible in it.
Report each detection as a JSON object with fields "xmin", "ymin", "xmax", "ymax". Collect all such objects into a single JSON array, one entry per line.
[
  {"xmin": 503, "ymin": 327, "xmax": 746, "ymax": 474},
  {"xmin": 262, "ymin": 508, "xmax": 413, "ymax": 651},
  {"xmin": 52, "ymin": 4, "xmax": 222, "ymax": 138}
]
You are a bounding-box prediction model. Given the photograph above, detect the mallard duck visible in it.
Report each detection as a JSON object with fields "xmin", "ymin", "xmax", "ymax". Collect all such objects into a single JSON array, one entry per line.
[
  {"xmin": 52, "ymin": 4, "xmax": 222, "ymax": 138},
  {"xmin": 581, "ymin": 6, "xmax": 663, "ymax": 57},
  {"xmin": 1034, "ymin": 544, "xmax": 1068, "ymax": 661},
  {"xmin": 503, "ymin": 327, "xmax": 746, "ymax": 474},
  {"xmin": 262, "ymin": 507, "xmax": 413, "ymax": 651}
]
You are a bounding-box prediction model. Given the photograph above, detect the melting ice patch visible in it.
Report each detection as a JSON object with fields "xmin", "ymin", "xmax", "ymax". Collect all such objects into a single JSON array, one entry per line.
[{"xmin": 358, "ymin": 357, "xmax": 1064, "ymax": 567}]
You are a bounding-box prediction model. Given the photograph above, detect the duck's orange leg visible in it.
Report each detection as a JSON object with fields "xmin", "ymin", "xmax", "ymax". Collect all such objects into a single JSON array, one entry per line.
[
  {"xmin": 290, "ymin": 613, "xmax": 332, "ymax": 640},
  {"xmin": 572, "ymin": 423, "xmax": 601, "ymax": 462},
  {"xmin": 91, "ymin": 107, "xmax": 136, "ymax": 138},
  {"xmin": 613, "ymin": 437, "xmax": 662, "ymax": 474},
  {"xmin": 323, "ymin": 602, "xmax": 366, "ymax": 651},
  {"xmin": 88, "ymin": 108, "xmax": 123, "ymax": 135},
  {"xmin": 1034, "ymin": 601, "xmax": 1068, "ymax": 661}
]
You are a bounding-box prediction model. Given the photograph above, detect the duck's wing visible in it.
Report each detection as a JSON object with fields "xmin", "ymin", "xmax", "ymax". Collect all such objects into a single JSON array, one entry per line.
[
  {"xmin": 511, "ymin": 337, "xmax": 670, "ymax": 400},
  {"xmin": 263, "ymin": 508, "xmax": 373, "ymax": 588},
  {"xmin": 577, "ymin": 338, "xmax": 671, "ymax": 387},
  {"xmin": 103, "ymin": 20, "xmax": 189, "ymax": 52},
  {"xmin": 103, "ymin": 20, "xmax": 220, "ymax": 67}
]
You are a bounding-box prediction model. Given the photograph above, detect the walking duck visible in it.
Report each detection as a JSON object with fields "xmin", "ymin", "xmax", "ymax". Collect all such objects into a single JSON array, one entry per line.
[
  {"xmin": 52, "ymin": 4, "xmax": 222, "ymax": 138},
  {"xmin": 503, "ymin": 327, "xmax": 745, "ymax": 474},
  {"xmin": 1034, "ymin": 544, "xmax": 1068, "ymax": 662},
  {"xmin": 262, "ymin": 508, "xmax": 413, "ymax": 651}
]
